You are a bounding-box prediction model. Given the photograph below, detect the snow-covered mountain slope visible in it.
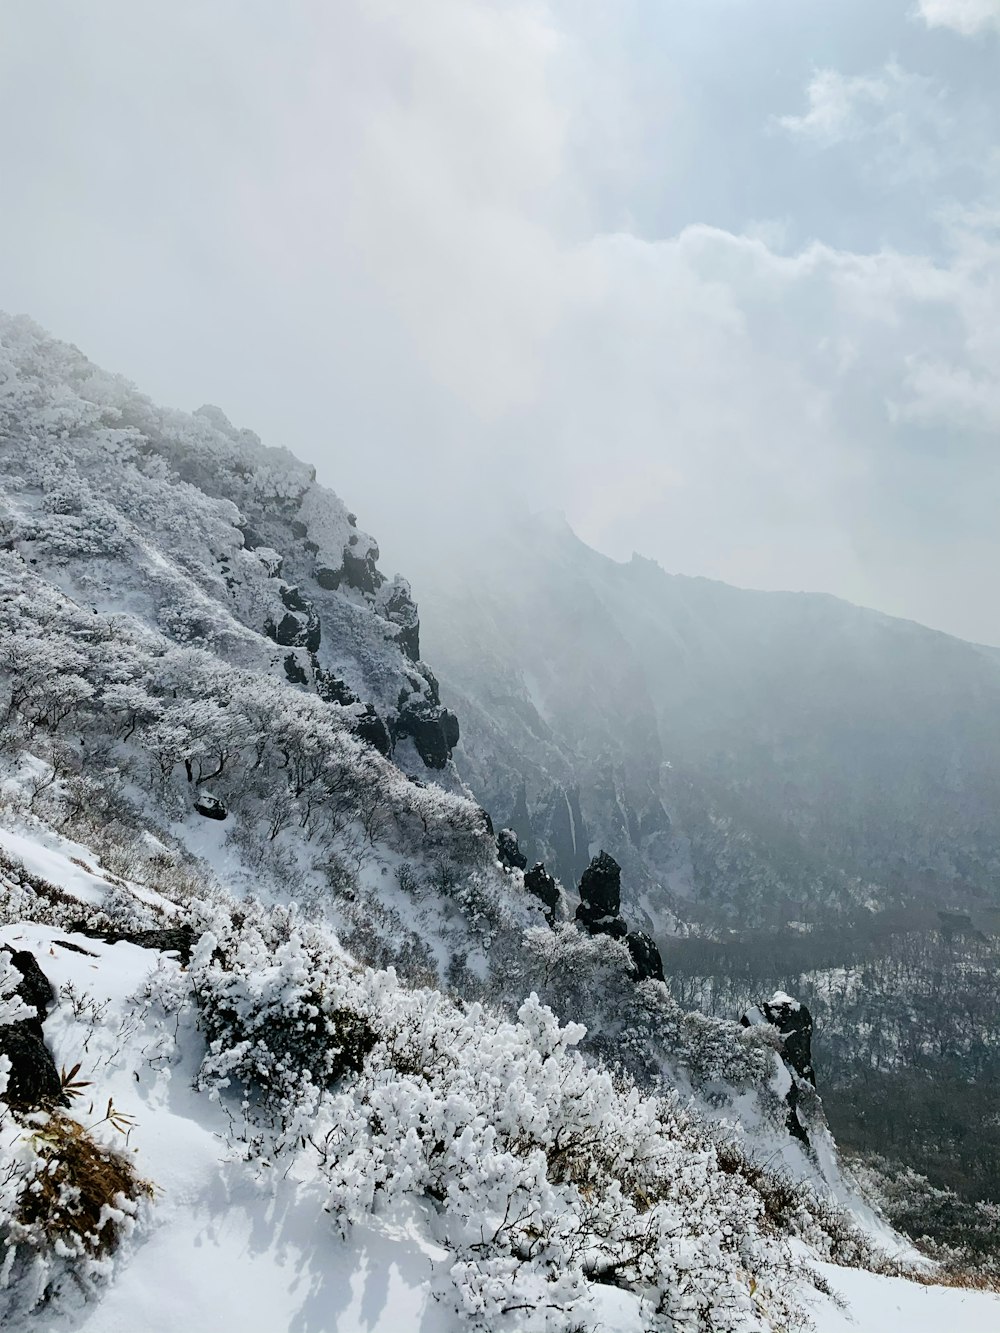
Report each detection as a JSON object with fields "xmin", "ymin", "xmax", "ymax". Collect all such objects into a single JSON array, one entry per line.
[
  {"xmin": 0, "ymin": 312, "xmax": 457, "ymax": 773},
  {"xmin": 413, "ymin": 514, "xmax": 1000, "ymax": 933},
  {"xmin": 3, "ymin": 819, "xmax": 997, "ymax": 1333},
  {"xmin": 1, "ymin": 316, "xmax": 996, "ymax": 1327}
]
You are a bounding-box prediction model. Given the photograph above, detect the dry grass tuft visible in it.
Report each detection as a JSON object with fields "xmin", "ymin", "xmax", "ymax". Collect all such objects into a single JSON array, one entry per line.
[{"xmin": 17, "ymin": 1111, "xmax": 152, "ymax": 1259}]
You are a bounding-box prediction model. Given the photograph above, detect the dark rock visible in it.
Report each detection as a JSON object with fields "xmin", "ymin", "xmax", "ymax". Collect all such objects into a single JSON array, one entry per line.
[
  {"xmin": 497, "ymin": 828, "xmax": 527, "ymax": 871},
  {"xmin": 267, "ymin": 607, "xmax": 321, "ymax": 653},
  {"xmin": 314, "ymin": 665, "xmax": 360, "ymax": 707},
  {"xmin": 396, "ymin": 701, "xmax": 460, "ymax": 769},
  {"xmin": 524, "ymin": 862, "xmax": 559, "ymax": 922},
  {"xmin": 290, "ymin": 519, "xmax": 308, "ymax": 539},
  {"xmin": 315, "ymin": 565, "xmax": 343, "ymax": 591},
  {"xmin": 2, "ymin": 947, "xmax": 55, "ymax": 1027},
  {"xmin": 279, "ymin": 584, "xmax": 309, "ymax": 614},
  {"xmin": 741, "ymin": 992, "xmax": 815, "ymax": 1145},
  {"xmin": 575, "ymin": 900, "xmax": 629, "ymax": 939},
  {"xmin": 579, "ymin": 851, "xmax": 622, "ymax": 917},
  {"xmin": 624, "ymin": 931, "xmax": 664, "ymax": 982},
  {"xmin": 194, "ymin": 794, "xmax": 227, "ymax": 820},
  {"xmin": 284, "ymin": 652, "xmax": 308, "ymax": 685},
  {"xmin": 377, "ymin": 577, "xmax": 421, "ymax": 662},
  {"xmin": 71, "ymin": 924, "xmax": 197, "ymax": 965},
  {"xmin": 355, "ymin": 705, "xmax": 392, "ymax": 756},
  {"xmin": 751, "ymin": 994, "xmax": 815, "ymax": 1087},
  {"xmin": 478, "ymin": 808, "xmax": 495, "ymax": 837},
  {"xmin": 0, "ymin": 950, "xmax": 64, "ymax": 1108},
  {"xmin": 0, "ymin": 1024, "xmax": 64, "ymax": 1107},
  {"xmin": 342, "ymin": 549, "xmax": 383, "ymax": 597}
]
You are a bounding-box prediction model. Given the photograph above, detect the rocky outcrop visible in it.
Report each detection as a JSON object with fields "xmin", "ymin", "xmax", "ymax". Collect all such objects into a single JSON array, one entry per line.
[
  {"xmin": 575, "ymin": 850, "xmax": 630, "ymax": 940},
  {"xmin": 266, "ymin": 584, "xmax": 322, "ymax": 653},
  {"xmin": 524, "ymin": 862, "xmax": 559, "ymax": 923},
  {"xmin": 377, "ymin": 576, "xmax": 421, "ymax": 662},
  {"xmin": 741, "ymin": 991, "xmax": 815, "ymax": 1145},
  {"xmin": 355, "ymin": 705, "xmax": 392, "ymax": 756},
  {"xmin": 625, "ymin": 930, "xmax": 664, "ymax": 983},
  {"xmin": 579, "ymin": 851, "xmax": 621, "ymax": 914},
  {"xmin": 0, "ymin": 948, "xmax": 63, "ymax": 1108},
  {"xmin": 396, "ymin": 700, "xmax": 460, "ymax": 769},
  {"xmin": 497, "ymin": 828, "xmax": 527, "ymax": 872}
]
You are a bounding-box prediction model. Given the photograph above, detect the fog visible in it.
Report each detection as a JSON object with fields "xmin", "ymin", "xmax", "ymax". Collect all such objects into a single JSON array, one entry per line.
[{"xmin": 2, "ymin": 1, "xmax": 1000, "ymax": 642}]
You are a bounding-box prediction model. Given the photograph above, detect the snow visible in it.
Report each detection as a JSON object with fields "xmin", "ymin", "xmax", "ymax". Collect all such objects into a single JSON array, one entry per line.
[
  {"xmin": 1, "ymin": 826, "xmax": 116, "ymax": 908},
  {"xmin": 808, "ymin": 1262, "xmax": 1000, "ymax": 1333}
]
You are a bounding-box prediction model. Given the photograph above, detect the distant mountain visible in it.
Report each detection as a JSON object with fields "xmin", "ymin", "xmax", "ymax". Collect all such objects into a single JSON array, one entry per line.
[{"xmin": 417, "ymin": 513, "xmax": 1000, "ymax": 933}]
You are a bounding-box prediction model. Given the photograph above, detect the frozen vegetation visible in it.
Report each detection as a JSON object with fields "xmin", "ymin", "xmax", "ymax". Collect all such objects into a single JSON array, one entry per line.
[{"xmin": 0, "ymin": 315, "xmax": 996, "ymax": 1329}]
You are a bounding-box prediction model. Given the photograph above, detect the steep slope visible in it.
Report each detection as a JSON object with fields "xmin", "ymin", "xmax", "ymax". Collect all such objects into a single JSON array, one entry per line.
[
  {"xmin": 415, "ymin": 514, "xmax": 1000, "ymax": 933},
  {"xmin": 1, "ymin": 315, "xmax": 991, "ymax": 1327}
]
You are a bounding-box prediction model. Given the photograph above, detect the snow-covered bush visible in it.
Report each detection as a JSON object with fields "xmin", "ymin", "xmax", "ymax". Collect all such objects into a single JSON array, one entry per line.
[
  {"xmin": 174, "ymin": 900, "xmax": 819, "ymax": 1332},
  {"xmin": 0, "ymin": 953, "xmax": 150, "ymax": 1317}
]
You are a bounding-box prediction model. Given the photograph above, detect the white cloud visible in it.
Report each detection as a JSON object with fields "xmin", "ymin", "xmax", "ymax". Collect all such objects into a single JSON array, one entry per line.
[
  {"xmin": 917, "ymin": 0, "xmax": 1000, "ymax": 35},
  {"xmin": 777, "ymin": 67, "xmax": 896, "ymax": 145},
  {"xmin": 2, "ymin": 2, "xmax": 1000, "ymax": 642}
]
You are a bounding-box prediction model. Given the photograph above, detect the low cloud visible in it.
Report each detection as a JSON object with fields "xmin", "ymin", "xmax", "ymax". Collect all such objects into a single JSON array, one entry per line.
[{"xmin": 917, "ymin": 0, "xmax": 1000, "ymax": 35}]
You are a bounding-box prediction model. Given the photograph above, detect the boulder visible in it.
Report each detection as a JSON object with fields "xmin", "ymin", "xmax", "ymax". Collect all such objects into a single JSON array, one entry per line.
[
  {"xmin": 2, "ymin": 947, "xmax": 54, "ymax": 1027},
  {"xmin": 315, "ymin": 565, "xmax": 342, "ymax": 591},
  {"xmin": 625, "ymin": 930, "xmax": 664, "ymax": 983},
  {"xmin": 194, "ymin": 794, "xmax": 227, "ymax": 820}
]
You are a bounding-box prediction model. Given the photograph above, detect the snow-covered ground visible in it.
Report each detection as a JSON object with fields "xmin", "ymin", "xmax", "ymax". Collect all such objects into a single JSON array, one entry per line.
[{"xmin": 2, "ymin": 827, "xmax": 998, "ymax": 1332}]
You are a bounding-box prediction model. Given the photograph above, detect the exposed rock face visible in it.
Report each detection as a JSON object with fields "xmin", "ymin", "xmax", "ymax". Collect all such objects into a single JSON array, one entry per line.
[
  {"xmin": 755, "ymin": 993, "xmax": 815, "ymax": 1087},
  {"xmin": 579, "ymin": 851, "xmax": 622, "ymax": 915},
  {"xmin": 355, "ymin": 705, "xmax": 392, "ymax": 756},
  {"xmin": 741, "ymin": 991, "xmax": 815, "ymax": 1145},
  {"xmin": 377, "ymin": 576, "xmax": 421, "ymax": 663},
  {"xmin": 576, "ymin": 850, "xmax": 631, "ymax": 940},
  {"xmin": 524, "ymin": 862, "xmax": 559, "ymax": 923},
  {"xmin": 265, "ymin": 584, "xmax": 322, "ymax": 653},
  {"xmin": 283, "ymin": 652, "xmax": 308, "ymax": 685},
  {"xmin": 0, "ymin": 948, "xmax": 63, "ymax": 1108},
  {"xmin": 497, "ymin": 828, "xmax": 527, "ymax": 872},
  {"xmin": 625, "ymin": 930, "xmax": 664, "ymax": 983},
  {"xmin": 576, "ymin": 901, "xmax": 629, "ymax": 939},
  {"xmin": 396, "ymin": 700, "xmax": 461, "ymax": 770}
]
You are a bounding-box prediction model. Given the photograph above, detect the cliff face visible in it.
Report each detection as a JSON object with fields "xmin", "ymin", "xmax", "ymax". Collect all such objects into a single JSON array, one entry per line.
[
  {"xmin": 415, "ymin": 514, "xmax": 1000, "ymax": 932},
  {"xmin": 0, "ymin": 313, "xmax": 459, "ymax": 773}
]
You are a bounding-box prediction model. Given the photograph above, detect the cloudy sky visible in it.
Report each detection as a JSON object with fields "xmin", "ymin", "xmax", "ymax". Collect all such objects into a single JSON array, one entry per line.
[{"xmin": 2, "ymin": 1, "xmax": 1000, "ymax": 641}]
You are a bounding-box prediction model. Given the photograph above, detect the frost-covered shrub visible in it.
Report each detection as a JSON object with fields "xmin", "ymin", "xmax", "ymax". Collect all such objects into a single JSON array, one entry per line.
[
  {"xmin": 180, "ymin": 902, "xmax": 815, "ymax": 1332},
  {"xmin": 190, "ymin": 906, "xmax": 376, "ymax": 1114},
  {"xmin": 0, "ymin": 953, "xmax": 149, "ymax": 1317}
]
